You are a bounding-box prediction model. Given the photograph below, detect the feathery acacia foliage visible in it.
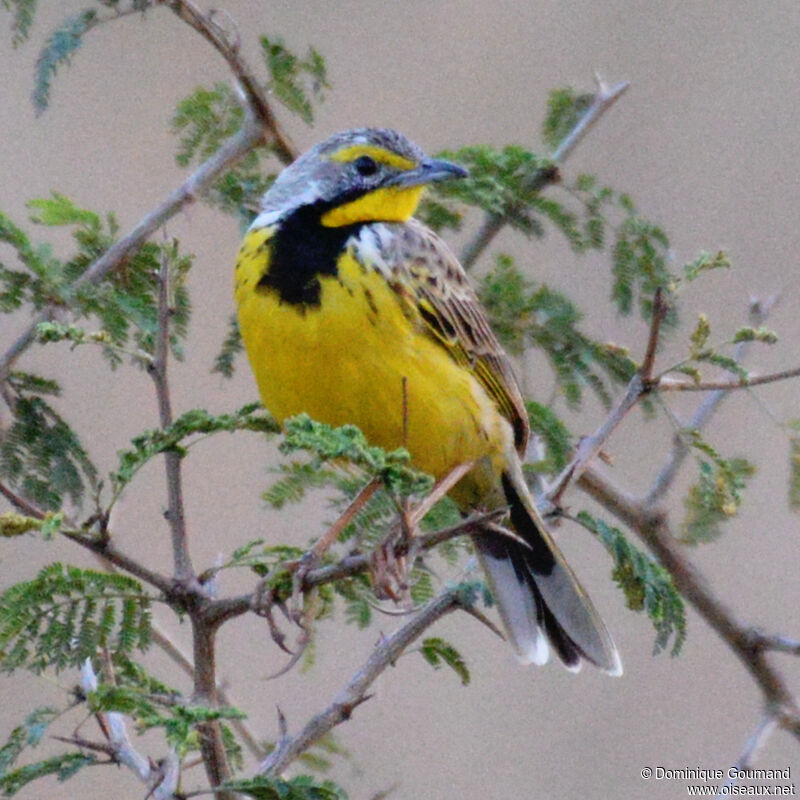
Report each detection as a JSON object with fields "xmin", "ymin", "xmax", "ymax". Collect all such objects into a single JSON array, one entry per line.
[{"xmin": 1, "ymin": 4, "xmax": 796, "ymax": 798}]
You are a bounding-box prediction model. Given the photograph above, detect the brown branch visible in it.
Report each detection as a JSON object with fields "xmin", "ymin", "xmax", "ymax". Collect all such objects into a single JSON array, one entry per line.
[
  {"xmin": 578, "ymin": 466, "xmax": 800, "ymax": 738},
  {"xmin": 310, "ymin": 478, "xmax": 381, "ymax": 561},
  {"xmin": 638, "ymin": 287, "xmax": 668, "ymax": 381},
  {"xmin": 655, "ymin": 365, "xmax": 800, "ymax": 393},
  {"xmin": 159, "ymin": 0, "xmax": 296, "ymax": 164},
  {"xmin": 460, "ymin": 75, "xmax": 629, "ymax": 269},
  {"xmin": 191, "ymin": 619, "xmax": 235, "ymax": 800},
  {"xmin": 0, "ymin": 481, "xmax": 46, "ymax": 518},
  {"xmin": 148, "ymin": 622, "xmax": 268, "ymax": 761},
  {"xmin": 257, "ymin": 587, "xmax": 463, "ymax": 776},
  {"xmin": 149, "ymin": 244, "xmax": 194, "ymax": 583},
  {"xmin": 205, "ymin": 509, "xmax": 503, "ymax": 628}
]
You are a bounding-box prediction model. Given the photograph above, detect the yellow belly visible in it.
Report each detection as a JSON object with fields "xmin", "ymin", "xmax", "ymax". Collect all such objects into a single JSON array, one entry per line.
[{"xmin": 235, "ymin": 233, "xmax": 512, "ymax": 506}]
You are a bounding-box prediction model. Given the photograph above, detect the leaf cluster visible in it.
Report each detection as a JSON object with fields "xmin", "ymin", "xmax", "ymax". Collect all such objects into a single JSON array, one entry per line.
[
  {"xmin": 112, "ymin": 403, "xmax": 279, "ymax": 495},
  {"xmin": 667, "ymin": 311, "xmax": 777, "ymax": 385},
  {"xmin": 419, "ymin": 636, "xmax": 470, "ymax": 685},
  {"xmin": 172, "ymin": 83, "xmax": 275, "ymax": 225},
  {"xmin": 480, "ymin": 254, "xmax": 636, "ymax": 408},
  {"xmin": 680, "ymin": 433, "xmax": 755, "ymax": 545},
  {"xmin": 1, "ymin": 373, "xmax": 97, "ymax": 510},
  {"xmin": 259, "ymin": 36, "xmax": 329, "ymax": 125},
  {"xmin": 3, "ymin": 195, "xmax": 193, "ymax": 368},
  {"xmin": 280, "ymin": 415, "xmax": 434, "ymax": 498},
  {"xmin": 223, "ymin": 774, "xmax": 348, "ymax": 800},
  {"xmin": 577, "ymin": 512, "xmax": 686, "ymax": 655},
  {"xmin": 0, "ymin": 704, "xmax": 96, "ymax": 795},
  {"xmin": 0, "ymin": 564, "xmax": 151, "ymax": 673}
]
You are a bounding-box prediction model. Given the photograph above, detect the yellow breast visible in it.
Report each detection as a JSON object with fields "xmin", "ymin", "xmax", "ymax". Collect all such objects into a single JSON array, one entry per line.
[{"xmin": 234, "ymin": 225, "xmax": 512, "ymax": 505}]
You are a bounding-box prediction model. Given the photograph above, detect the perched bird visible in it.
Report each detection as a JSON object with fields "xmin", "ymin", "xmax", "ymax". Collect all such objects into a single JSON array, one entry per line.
[{"xmin": 235, "ymin": 128, "xmax": 621, "ymax": 674}]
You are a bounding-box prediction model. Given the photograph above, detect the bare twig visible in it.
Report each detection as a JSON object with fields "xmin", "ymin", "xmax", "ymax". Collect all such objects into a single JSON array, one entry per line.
[
  {"xmin": 258, "ymin": 587, "xmax": 463, "ymax": 775},
  {"xmin": 545, "ymin": 371, "xmax": 644, "ymax": 503},
  {"xmin": 150, "ymin": 244, "xmax": 194, "ymax": 583},
  {"xmin": 405, "ymin": 460, "xmax": 475, "ymax": 530},
  {"xmin": 638, "ymin": 287, "xmax": 668, "ymax": 382},
  {"xmin": 717, "ymin": 714, "xmax": 778, "ymax": 796},
  {"xmin": 460, "ymin": 75, "xmax": 629, "ymax": 269},
  {"xmin": 310, "ymin": 478, "xmax": 381, "ymax": 561},
  {"xmin": 751, "ymin": 634, "xmax": 800, "ymax": 657},
  {"xmin": 0, "ymin": 481, "xmax": 46, "ymax": 518},
  {"xmin": 655, "ymin": 366, "xmax": 800, "ymax": 392}
]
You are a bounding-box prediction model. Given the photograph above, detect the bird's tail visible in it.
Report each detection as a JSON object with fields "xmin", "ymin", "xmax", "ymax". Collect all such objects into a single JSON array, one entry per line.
[{"xmin": 473, "ymin": 466, "xmax": 622, "ymax": 675}]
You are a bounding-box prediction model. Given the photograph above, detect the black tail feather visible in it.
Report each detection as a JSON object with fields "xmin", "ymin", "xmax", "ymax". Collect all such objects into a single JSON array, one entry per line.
[{"xmin": 472, "ymin": 470, "xmax": 621, "ymax": 675}]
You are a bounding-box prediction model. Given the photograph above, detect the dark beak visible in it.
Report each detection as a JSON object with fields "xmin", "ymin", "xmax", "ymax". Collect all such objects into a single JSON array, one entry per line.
[{"xmin": 387, "ymin": 157, "xmax": 468, "ymax": 189}]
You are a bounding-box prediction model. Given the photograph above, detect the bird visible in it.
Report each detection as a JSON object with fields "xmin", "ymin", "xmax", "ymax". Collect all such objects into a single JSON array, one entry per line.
[{"xmin": 234, "ymin": 127, "xmax": 621, "ymax": 675}]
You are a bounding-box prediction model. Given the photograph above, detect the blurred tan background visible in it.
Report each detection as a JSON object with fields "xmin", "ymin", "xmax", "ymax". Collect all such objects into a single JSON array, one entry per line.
[{"xmin": 2, "ymin": 1, "xmax": 800, "ymax": 798}]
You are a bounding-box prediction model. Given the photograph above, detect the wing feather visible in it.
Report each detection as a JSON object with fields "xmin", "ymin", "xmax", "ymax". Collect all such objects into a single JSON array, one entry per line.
[{"xmin": 351, "ymin": 219, "xmax": 529, "ymax": 454}]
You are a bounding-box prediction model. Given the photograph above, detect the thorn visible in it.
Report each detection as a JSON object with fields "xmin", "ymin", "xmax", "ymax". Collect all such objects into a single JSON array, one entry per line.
[{"xmin": 276, "ymin": 705, "xmax": 288, "ymax": 738}]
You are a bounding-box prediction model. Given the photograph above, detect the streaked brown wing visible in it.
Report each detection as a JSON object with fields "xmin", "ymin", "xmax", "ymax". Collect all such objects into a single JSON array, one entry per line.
[{"xmin": 358, "ymin": 218, "xmax": 530, "ymax": 454}]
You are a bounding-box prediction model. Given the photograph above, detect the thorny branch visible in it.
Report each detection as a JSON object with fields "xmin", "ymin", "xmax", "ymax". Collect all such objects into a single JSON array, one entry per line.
[
  {"xmin": 556, "ymin": 296, "xmax": 800, "ymax": 767},
  {"xmin": 159, "ymin": 0, "xmax": 296, "ymax": 164},
  {"xmin": 150, "ymin": 244, "xmax": 194, "ymax": 583},
  {"xmin": 74, "ymin": 659, "xmax": 181, "ymax": 799},
  {"xmin": 258, "ymin": 587, "xmax": 464, "ymax": 776},
  {"xmin": 578, "ymin": 466, "xmax": 800, "ymax": 742}
]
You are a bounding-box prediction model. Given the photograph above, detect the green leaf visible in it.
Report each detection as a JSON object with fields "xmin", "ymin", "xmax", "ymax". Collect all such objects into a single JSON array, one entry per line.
[
  {"xmin": 259, "ymin": 37, "xmax": 329, "ymax": 125},
  {"xmin": 681, "ymin": 250, "xmax": 731, "ymax": 283},
  {"xmin": 577, "ymin": 512, "xmax": 686, "ymax": 655},
  {"xmin": 223, "ymin": 774, "xmax": 348, "ymax": 800},
  {"xmin": 112, "ymin": 404, "xmax": 279, "ymax": 493},
  {"xmin": 420, "ymin": 637, "xmax": 470, "ymax": 685},
  {"xmin": 790, "ymin": 425, "xmax": 800, "ymax": 513},
  {"xmin": 611, "ymin": 208, "xmax": 673, "ymax": 319},
  {"xmin": 432, "ymin": 144, "xmax": 554, "ymax": 234},
  {"xmin": 263, "ymin": 461, "xmax": 338, "ymax": 509},
  {"xmin": 0, "ymin": 209, "xmax": 62, "ymax": 310},
  {"xmin": 480, "ymin": 254, "xmax": 636, "ymax": 408},
  {"xmin": 0, "ymin": 707, "xmax": 57, "ymax": 776},
  {"xmin": 171, "ymin": 84, "xmax": 276, "ymax": 223},
  {"xmin": 281, "ymin": 415, "xmax": 434, "ymax": 497},
  {"xmin": 2, "ymin": 0, "xmax": 38, "ymax": 46},
  {"xmin": 680, "ymin": 433, "xmax": 755, "ymax": 544},
  {"xmin": 33, "ymin": 9, "xmax": 98, "ymax": 113},
  {"xmin": 689, "ymin": 314, "xmax": 711, "ymax": 356},
  {"xmin": 731, "ymin": 326, "xmax": 778, "ymax": 345},
  {"xmin": 0, "ymin": 389, "xmax": 97, "ymax": 510},
  {"xmin": 0, "ymin": 564, "xmax": 151, "ymax": 673},
  {"xmin": 0, "ymin": 752, "xmax": 94, "ymax": 796},
  {"xmin": 525, "ymin": 401, "xmax": 572, "ymax": 473},
  {"xmin": 28, "ymin": 193, "xmax": 100, "ymax": 227},
  {"xmin": 542, "ymin": 87, "xmax": 594, "ymax": 150},
  {"xmin": 213, "ymin": 313, "xmax": 244, "ymax": 377}
]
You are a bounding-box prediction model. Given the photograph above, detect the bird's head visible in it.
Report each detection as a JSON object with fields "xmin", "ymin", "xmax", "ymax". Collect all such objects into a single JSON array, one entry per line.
[{"xmin": 257, "ymin": 128, "xmax": 468, "ymax": 227}]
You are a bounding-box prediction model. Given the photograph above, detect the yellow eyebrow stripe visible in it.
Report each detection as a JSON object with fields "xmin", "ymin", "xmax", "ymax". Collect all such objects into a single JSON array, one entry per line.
[{"xmin": 329, "ymin": 144, "xmax": 416, "ymax": 171}]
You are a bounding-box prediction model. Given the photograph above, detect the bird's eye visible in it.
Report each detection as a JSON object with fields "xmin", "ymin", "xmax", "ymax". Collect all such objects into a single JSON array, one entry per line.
[{"xmin": 354, "ymin": 155, "xmax": 379, "ymax": 176}]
